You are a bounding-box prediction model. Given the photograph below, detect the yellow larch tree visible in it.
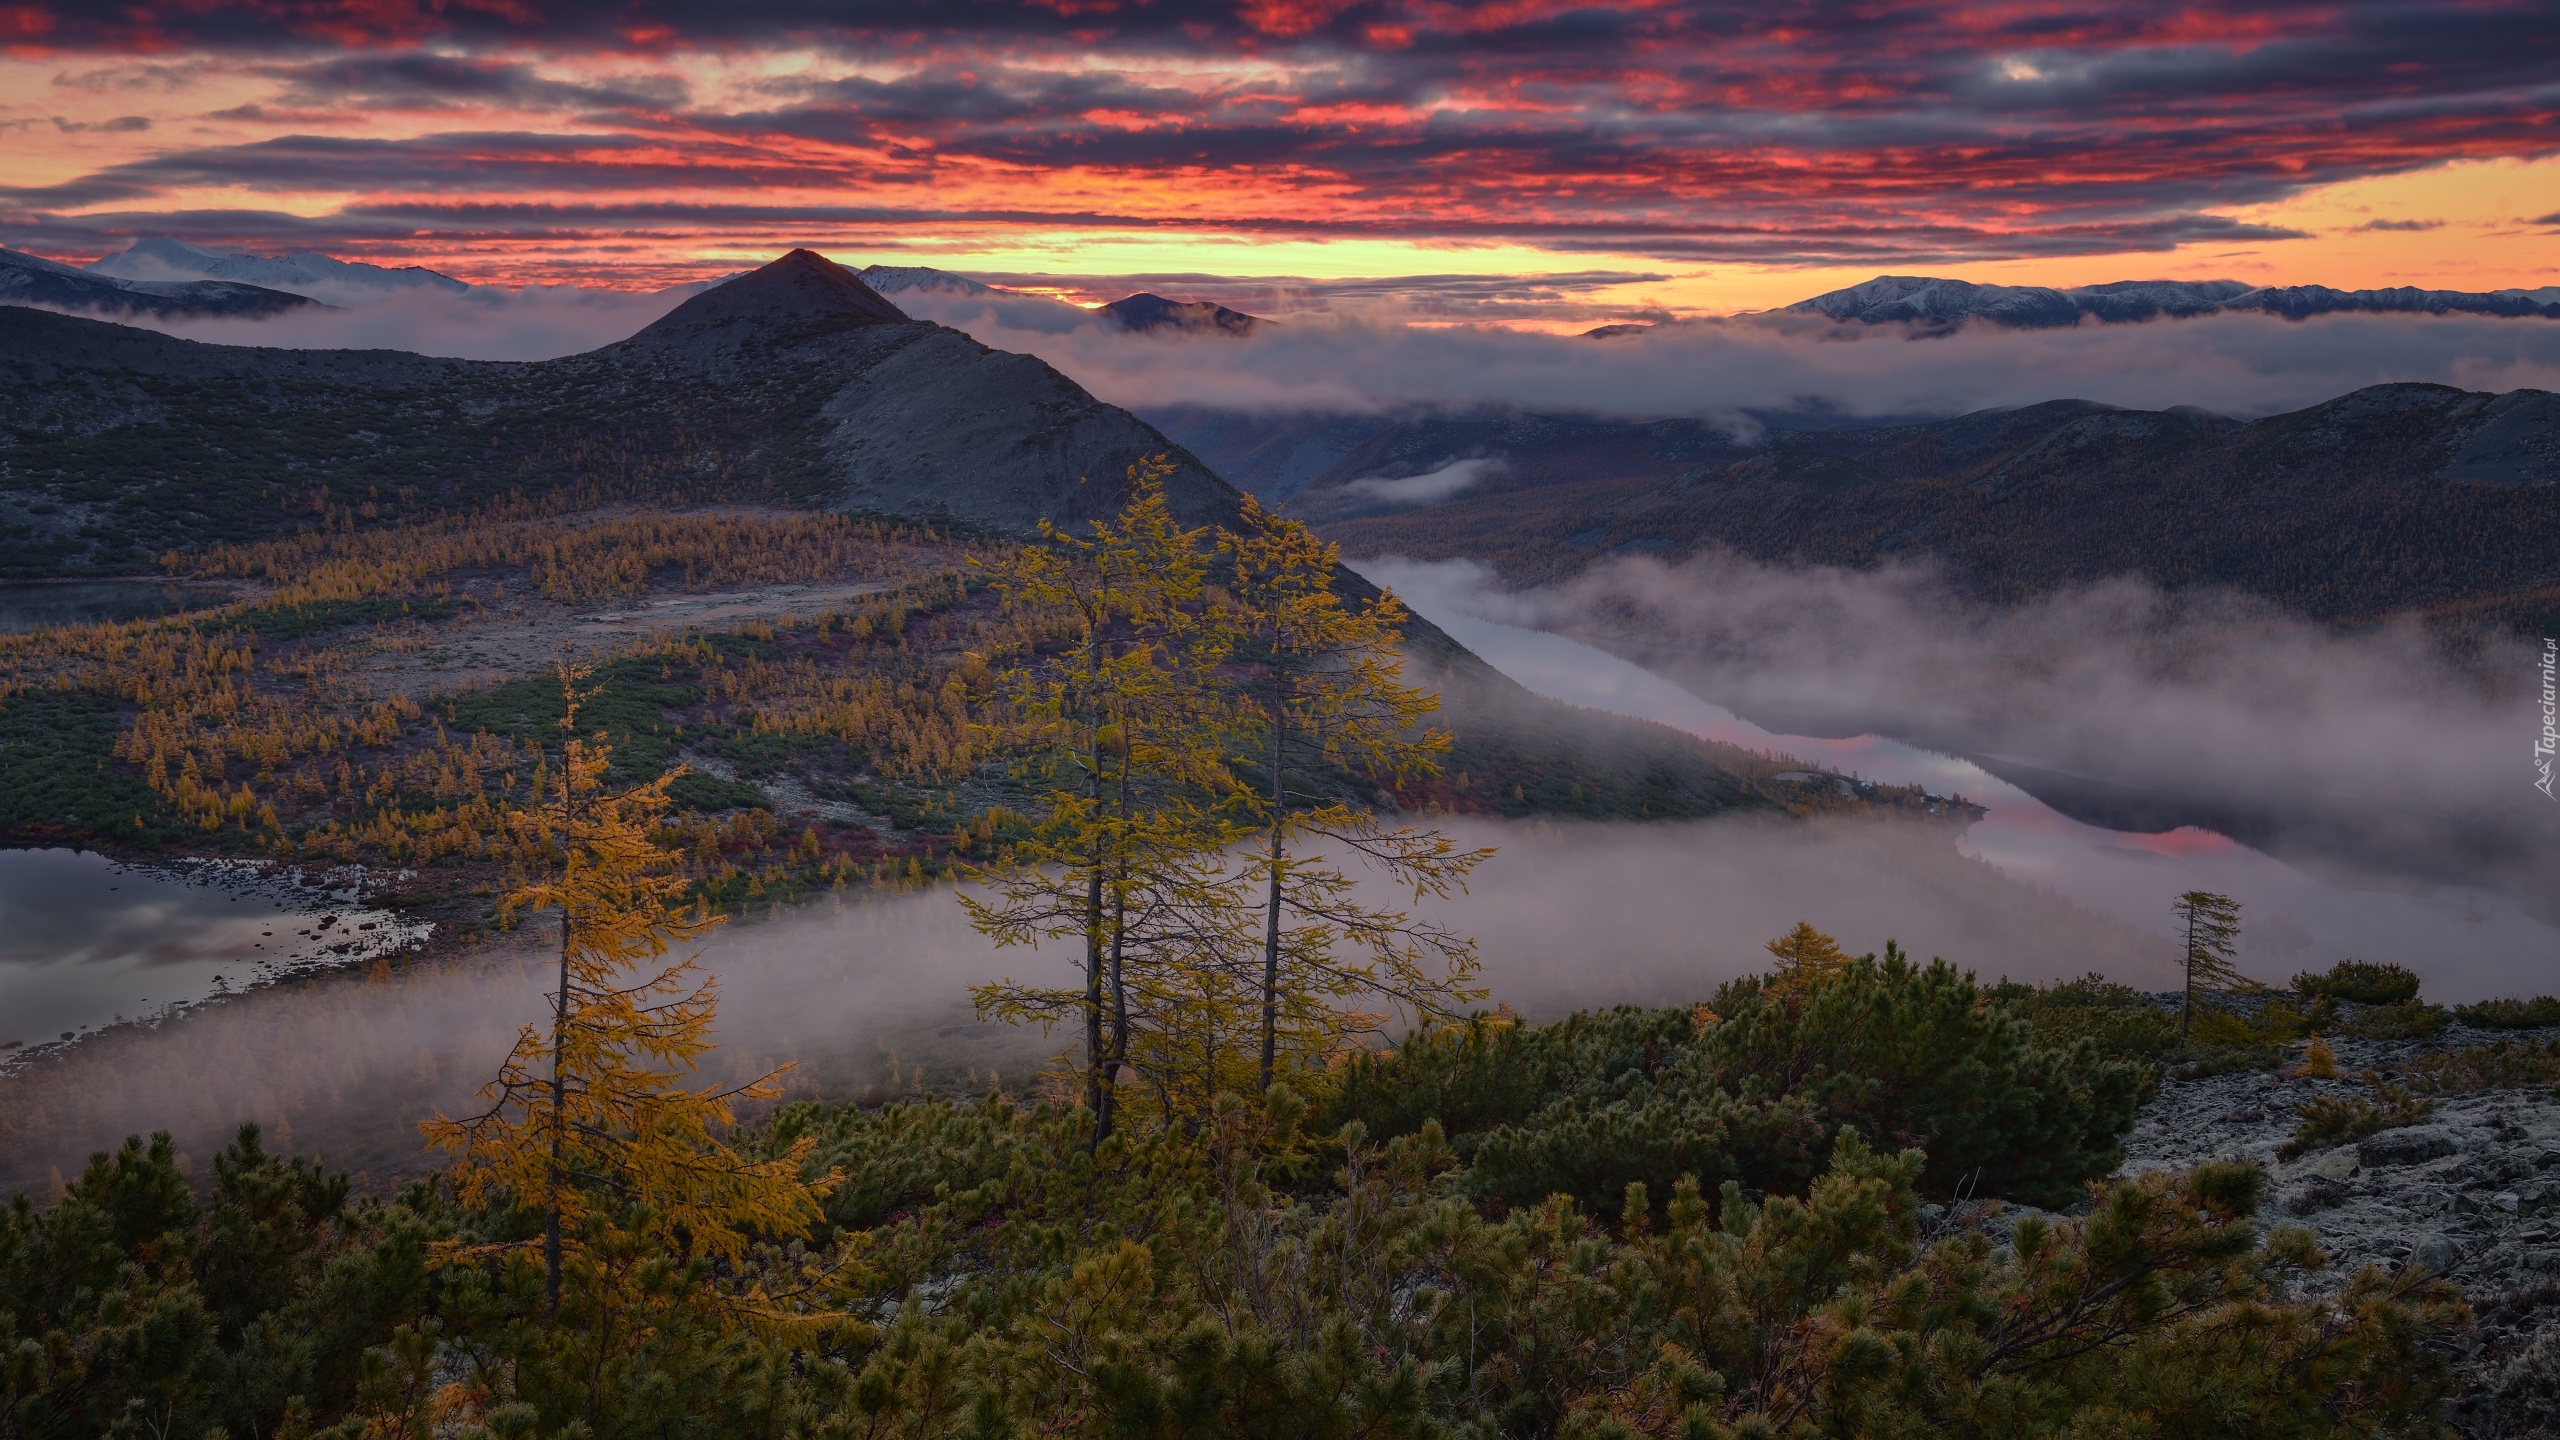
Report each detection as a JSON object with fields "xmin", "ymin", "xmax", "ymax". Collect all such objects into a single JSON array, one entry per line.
[
  {"xmin": 1763, "ymin": 922, "xmax": 1852, "ymax": 994},
  {"xmin": 1217, "ymin": 496, "xmax": 1492, "ymax": 1093},
  {"xmin": 962, "ymin": 460, "xmax": 1244, "ymax": 1139},
  {"xmin": 424, "ymin": 665, "xmax": 833, "ymax": 1314}
]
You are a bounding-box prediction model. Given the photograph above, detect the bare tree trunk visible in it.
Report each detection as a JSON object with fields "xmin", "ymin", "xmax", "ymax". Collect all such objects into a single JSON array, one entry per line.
[
  {"xmin": 1258, "ymin": 680, "xmax": 1286, "ymax": 1093},
  {"xmin": 545, "ymin": 772, "xmax": 572, "ymax": 1318},
  {"xmin": 1082, "ymin": 625, "xmax": 1108, "ymax": 1142},
  {"xmin": 2179, "ymin": 912, "xmax": 2194, "ymax": 1045}
]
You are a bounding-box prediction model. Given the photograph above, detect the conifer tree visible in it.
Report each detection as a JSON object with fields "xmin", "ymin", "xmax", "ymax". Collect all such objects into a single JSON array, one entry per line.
[
  {"xmin": 424, "ymin": 666, "xmax": 830, "ymax": 1313},
  {"xmin": 963, "ymin": 461, "xmax": 1240, "ymax": 1138},
  {"xmin": 1216, "ymin": 497, "xmax": 1491, "ymax": 1092},
  {"xmin": 2171, "ymin": 888, "xmax": 2247, "ymax": 1043}
]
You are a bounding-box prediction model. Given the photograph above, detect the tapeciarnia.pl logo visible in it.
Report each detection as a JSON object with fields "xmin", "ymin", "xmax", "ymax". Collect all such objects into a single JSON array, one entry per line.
[{"xmin": 2539, "ymin": 637, "xmax": 2558, "ymax": 800}]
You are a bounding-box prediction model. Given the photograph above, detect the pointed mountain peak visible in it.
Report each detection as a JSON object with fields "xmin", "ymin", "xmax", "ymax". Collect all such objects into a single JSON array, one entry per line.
[{"xmin": 632, "ymin": 249, "xmax": 909, "ymax": 350}]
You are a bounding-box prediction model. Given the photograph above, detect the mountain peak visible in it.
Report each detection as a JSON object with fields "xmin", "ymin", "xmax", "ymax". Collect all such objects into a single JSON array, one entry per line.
[
  {"xmin": 1099, "ymin": 292, "xmax": 1266, "ymax": 336},
  {"xmin": 632, "ymin": 250, "xmax": 909, "ymax": 350}
]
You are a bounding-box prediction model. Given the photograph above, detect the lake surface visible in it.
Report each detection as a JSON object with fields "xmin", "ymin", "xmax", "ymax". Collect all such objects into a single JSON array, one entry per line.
[
  {"xmin": 0, "ymin": 579, "xmax": 233, "ymax": 633},
  {"xmin": 0, "ymin": 850, "xmax": 429, "ymax": 1063},
  {"xmin": 1391, "ymin": 590, "xmax": 2560, "ymax": 1002}
]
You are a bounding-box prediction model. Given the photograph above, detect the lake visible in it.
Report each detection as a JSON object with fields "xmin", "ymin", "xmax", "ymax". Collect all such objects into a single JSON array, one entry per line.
[{"xmin": 0, "ymin": 849, "xmax": 429, "ymax": 1064}]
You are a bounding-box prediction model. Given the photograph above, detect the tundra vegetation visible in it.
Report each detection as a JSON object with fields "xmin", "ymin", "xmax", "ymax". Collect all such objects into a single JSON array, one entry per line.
[{"xmin": 0, "ymin": 487, "xmax": 2521, "ymax": 1438}]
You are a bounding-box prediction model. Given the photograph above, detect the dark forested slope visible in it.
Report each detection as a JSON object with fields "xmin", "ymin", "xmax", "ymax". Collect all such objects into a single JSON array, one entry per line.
[{"xmin": 1164, "ymin": 385, "xmax": 2560, "ymax": 624}]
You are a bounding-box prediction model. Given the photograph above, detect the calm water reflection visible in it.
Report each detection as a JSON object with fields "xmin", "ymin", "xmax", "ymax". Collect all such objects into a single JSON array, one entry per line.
[
  {"xmin": 0, "ymin": 579, "xmax": 232, "ymax": 633},
  {"xmin": 0, "ymin": 849, "xmax": 428, "ymax": 1059}
]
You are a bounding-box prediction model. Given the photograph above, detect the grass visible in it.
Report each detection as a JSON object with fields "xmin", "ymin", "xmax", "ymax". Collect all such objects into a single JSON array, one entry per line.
[
  {"xmin": 0, "ymin": 689, "xmax": 169, "ymax": 845},
  {"xmin": 199, "ymin": 596, "xmax": 457, "ymax": 640},
  {"xmin": 2279, "ymin": 1075, "xmax": 2437, "ymax": 1160}
]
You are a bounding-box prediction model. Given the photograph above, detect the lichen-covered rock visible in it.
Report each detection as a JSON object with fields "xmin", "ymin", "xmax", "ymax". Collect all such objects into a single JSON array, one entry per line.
[
  {"xmin": 2113, "ymin": 1019, "xmax": 2560, "ymax": 1431},
  {"xmin": 2362, "ymin": 1125, "xmax": 2459, "ymax": 1167}
]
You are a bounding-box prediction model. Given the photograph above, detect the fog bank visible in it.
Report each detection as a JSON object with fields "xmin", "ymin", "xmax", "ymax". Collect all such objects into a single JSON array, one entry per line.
[
  {"xmin": 50, "ymin": 282, "xmax": 700, "ymax": 362},
  {"xmin": 1371, "ymin": 554, "xmax": 2560, "ymax": 913},
  {"xmin": 0, "ymin": 812, "xmax": 2164, "ymax": 1193},
  {"xmin": 900, "ymin": 292, "xmax": 2560, "ymax": 420}
]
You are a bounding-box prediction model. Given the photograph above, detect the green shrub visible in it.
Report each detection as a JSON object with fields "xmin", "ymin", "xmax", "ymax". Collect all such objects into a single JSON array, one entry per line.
[
  {"xmin": 2401, "ymin": 1037, "xmax": 2560, "ymax": 1094},
  {"xmin": 2278, "ymin": 1077, "xmax": 2436, "ymax": 1160},
  {"xmin": 1991, "ymin": 974, "xmax": 2180, "ymax": 1072},
  {"xmin": 2341, "ymin": 1000, "xmax": 2448, "ymax": 1040},
  {"xmin": 2457, "ymin": 996, "xmax": 2560, "ymax": 1030},
  {"xmin": 1327, "ymin": 946, "xmax": 2146, "ymax": 1212},
  {"xmin": 2177, "ymin": 998, "xmax": 2326, "ymax": 1075},
  {"xmin": 2295, "ymin": 959, "xmax": 2421, "ymax": 1005}
]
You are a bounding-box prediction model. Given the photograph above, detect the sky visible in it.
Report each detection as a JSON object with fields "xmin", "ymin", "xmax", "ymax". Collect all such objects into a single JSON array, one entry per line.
[{"xmin": 2, "ymin": 0, "xmax": 2556, "ymax": 320}]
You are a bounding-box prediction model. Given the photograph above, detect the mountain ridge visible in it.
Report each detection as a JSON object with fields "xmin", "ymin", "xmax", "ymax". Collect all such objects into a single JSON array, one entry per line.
[
  {"xmin": 1160, "ymin": 382, "xmax": 2560, "ymax": 625},
  {"xmin": 1784, "ymin": 274, "xmax": 2560, "ymax": 328},
  {"xmin": 1, "ymin": 247, "xmax": 323, "ymax": 321}
]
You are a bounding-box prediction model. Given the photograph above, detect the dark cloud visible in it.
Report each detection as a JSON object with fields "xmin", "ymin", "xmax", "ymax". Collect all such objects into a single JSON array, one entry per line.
[
  {"xmin": 1, "ymin": 0, "xmax": 2550, "ymax": 272},
  {"xmin": 2349, "ymin": 218, "xmax": 2444, "ymax": 232},
  {"xmin": 259, "ymin": 54, "xmax": 689, "ymax": 113},
  {"xmin": 48, "ymin": 113, "xmax": 150, "ymax": 131}
]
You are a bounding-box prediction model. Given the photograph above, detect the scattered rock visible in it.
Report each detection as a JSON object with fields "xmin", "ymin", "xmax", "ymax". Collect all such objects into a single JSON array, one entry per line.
[
  {"xmin": 2358, "ymin": 1126, "xmax": 2457, "ymax": 1167},
  {"xmin": 2413, "ymin": 1233, "xmax": 2464, "ymax": 1275}
]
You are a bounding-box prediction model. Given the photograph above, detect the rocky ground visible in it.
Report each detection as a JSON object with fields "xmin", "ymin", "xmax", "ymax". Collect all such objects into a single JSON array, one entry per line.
[{"xmin": 1960, "ymin": 1010, "xmax": 2560, "ymax": 1435}]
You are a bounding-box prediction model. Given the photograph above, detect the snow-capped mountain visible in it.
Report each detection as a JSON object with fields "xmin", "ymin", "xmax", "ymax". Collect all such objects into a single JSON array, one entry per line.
[
  {"xmin": 1789, "ymin": 275, "xmax": 2560, "ymax": 327},
  {"xmin": 1, "ymin": 246, "xmax": 319, "ymax": 320},
  {"xmin": 856, "ymin": 265, "xmax": 1001, "ymax": 297},
  {"xmin": 87, "ymin": 238, "xmax": 468, "ymax": 305}
]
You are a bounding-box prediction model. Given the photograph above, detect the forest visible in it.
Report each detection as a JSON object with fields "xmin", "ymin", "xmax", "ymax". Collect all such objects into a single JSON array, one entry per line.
[{"xmin": 3, "ymin": 475, "xmax": 2544, "ymax": 1438}]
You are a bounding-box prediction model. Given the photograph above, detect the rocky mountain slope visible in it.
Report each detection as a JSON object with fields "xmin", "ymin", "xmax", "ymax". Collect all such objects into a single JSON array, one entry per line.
[
  {"xmin": 0, "ymin": 249, "xmax": 1237, "ymax": 574},
  {"xmin": 2102, "ymin": 1017, "xmax": 2560, "ymax": 1433},
  {"xmin": 1163, "ymin": 384, "xmax": 2560, "ymax": 626}
]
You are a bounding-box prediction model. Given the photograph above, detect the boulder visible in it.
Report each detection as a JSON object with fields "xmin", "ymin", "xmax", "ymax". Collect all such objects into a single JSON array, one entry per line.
[{"xmin": 2358, "ymin": 1126, "xmax": 2457, "ymax": 1168}]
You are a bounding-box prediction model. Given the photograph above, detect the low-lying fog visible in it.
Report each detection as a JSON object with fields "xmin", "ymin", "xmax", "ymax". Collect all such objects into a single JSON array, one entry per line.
[
  {"xmin": 1364, "ymin": 554, "xmax": 2560, "ymax": 911},
  {"xmin": 0, "ymin": 807, "xmax": 2173, "ymax": 1194}
]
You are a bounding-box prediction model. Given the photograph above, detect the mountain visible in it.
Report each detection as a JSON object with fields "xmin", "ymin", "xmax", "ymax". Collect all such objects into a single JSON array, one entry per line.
[
  {"xmin": 1160, "ymin": 385, "xmax": 2560, "ymax": 625},
  {"xmin": 87, "ymin": 237, "xmax": 468, "ymax": 304},
  {"xmin": 1, "ymin": 247, "xmax": 321, "ymax": 321},
  {"xmin": 1787, "ymin": 274, "xmax": 2560, "ymax": 328},
  {"xmin": 0, "ymin": 247, "xmax": 1796, "ymax": 832},
  {"xmin": 0, "ymin": 249, "xmax": 1243, "ymax": 575},
  {"xmin": 856, "ymin": 265, "xmax": 1001, "ymax": 297},
  {"xmin": 1098, "ymin": 292, "xmax": 1268, "ymax": 335}
]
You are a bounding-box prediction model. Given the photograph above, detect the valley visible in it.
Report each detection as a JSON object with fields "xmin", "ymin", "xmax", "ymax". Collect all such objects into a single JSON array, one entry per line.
[{"xmin": 3, "ymin": 248, "xmax": 2555, "ymax": 1437}]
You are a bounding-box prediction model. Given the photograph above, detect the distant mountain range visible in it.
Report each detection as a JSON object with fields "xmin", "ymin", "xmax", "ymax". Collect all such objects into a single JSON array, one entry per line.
[
  {"xmin": 1157, "ymin": 383, "xmax": 2560, "ymax": 627},
  {"xmin": 1778, "ymin": 274, "xmax": 2560, "ymax": 329},
  {"xmin": 87, "ymin": 237, "xmax": 468, "ymax": 304},
  {"xmin": 16, "ymin": 237, "xmax": 2560, "ymax": 337},
  {"xmin": 0, "ymin": 247, "xmax": 320, "ymax": 321}
]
